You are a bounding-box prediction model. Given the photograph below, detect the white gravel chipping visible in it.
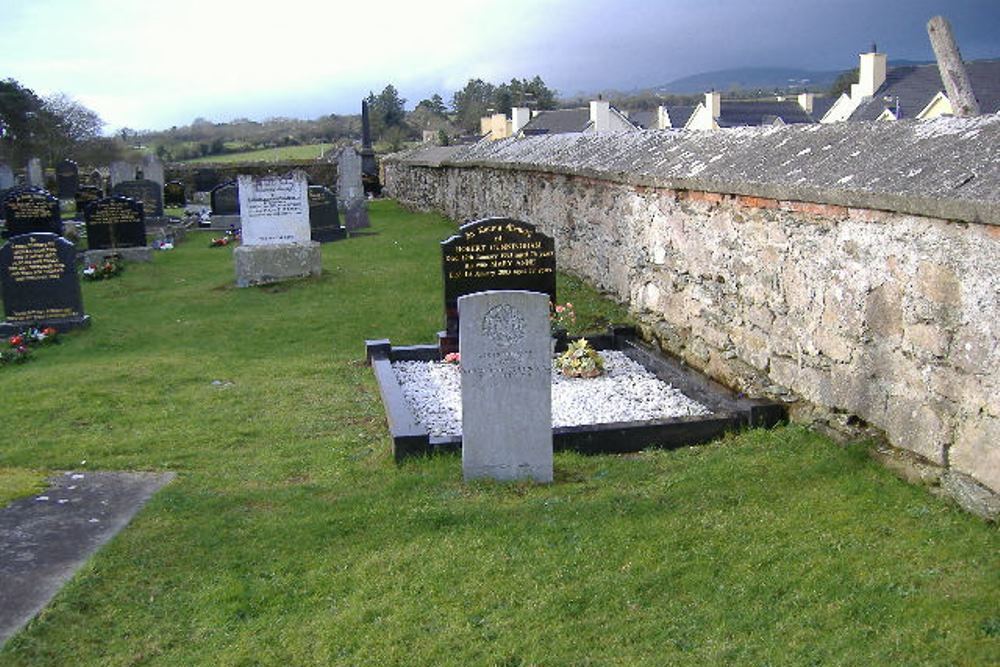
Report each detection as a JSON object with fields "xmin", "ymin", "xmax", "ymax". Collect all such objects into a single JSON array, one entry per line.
[{"xmin": 392, "ymin": 350, "xmax": 710, "ymax": 438}]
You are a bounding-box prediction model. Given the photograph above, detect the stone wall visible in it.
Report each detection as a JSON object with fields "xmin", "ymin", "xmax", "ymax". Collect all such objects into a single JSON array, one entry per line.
[{"xmin": 383, "ymin": 116, "xmax": 1000, "ymax": 518}]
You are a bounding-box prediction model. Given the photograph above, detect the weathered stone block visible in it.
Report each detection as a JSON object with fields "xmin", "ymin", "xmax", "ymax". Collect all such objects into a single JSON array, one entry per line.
[
  {"xmin": 883, "ymin": 397, "xmax": 949, "ymax": 465},
  {"xmin": 950, "ymin": 414, "xmax": 1000, "ymax": 493},
  {"xmin": 233, "ymin": 242, "xmax": 321, "ymax": 288},
  {"xmin": 82, "ymin": 247, "xmax": 153, "ymax": 265}
]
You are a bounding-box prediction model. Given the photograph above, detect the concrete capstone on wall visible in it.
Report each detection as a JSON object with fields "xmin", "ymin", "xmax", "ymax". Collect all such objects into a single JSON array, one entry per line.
[{"xmin": 383, "ymin": 117, "xmax": 1000, "ymax": 518}]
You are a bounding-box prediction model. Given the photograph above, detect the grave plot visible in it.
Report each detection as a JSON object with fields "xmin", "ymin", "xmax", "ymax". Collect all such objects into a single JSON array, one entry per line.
[{"xmin": 367, "ymin": 216, "xmax": 785, "ymax": 462}]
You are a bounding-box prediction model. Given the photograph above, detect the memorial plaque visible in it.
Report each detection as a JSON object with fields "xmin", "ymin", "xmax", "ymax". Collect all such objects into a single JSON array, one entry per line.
[
  {"xmin": 164, "ymin": 180, "xmax": 187, "ymax": 207},
  {"xmin": 194, "ymin": 169, "xmax": 221, "ymax": 192},
  {"xmin": 459, "ymin": 290, "xmax": 552, "ymax": 483},
  {"xmin": 56, "ymin": 159, "xmax": 79, "ymax": 199},
  {"xmin": 74, "ymin": 186, "xmax": 104, "ymax": 218},
  {"xmin": 26, "ymin": 158, "xmax": 43, "ymax": 188},
  {"xmin": 308, "ymin": 185, "xmax": 345, "ymax": 242},
  {"xmin": 0, "ymin": 232, "xmax": 89, "ymax": 335},
  {"xmin": 109, "ymin": 161, "xmax": 134, "ymax": 188},
  {"xmin": 2, "ymin": 188, "xmax": 62, "ymax": 238},
  {"xmin": 112, "ymin": 179, "xmax": 163, "ymax": 218},
  {"xmin": 211, "ymin": 181, "xmax": 239, "ymax": 215},
  {"xmin": 441, "ymin": 218, "xmax": 556, "ymax": 349},
  {"xmin": 238, "ymin": 172, "xmax": 310, "ymax": 246},
  {"xmin": 84, "ymin": 196, "xmax": 147, "ymax": 249}
]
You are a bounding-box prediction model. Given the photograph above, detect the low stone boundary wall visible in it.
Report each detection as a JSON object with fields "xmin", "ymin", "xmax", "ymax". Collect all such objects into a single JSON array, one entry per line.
[{"xmin": 383, "ymin": 117, "xmax": 1000, "ymax": 518}]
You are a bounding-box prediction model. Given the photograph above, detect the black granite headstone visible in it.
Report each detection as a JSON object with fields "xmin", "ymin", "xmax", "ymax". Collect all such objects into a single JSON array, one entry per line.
[
  {"xmin": 440, "ymin": 217, "xmax": 556, "ymax": 352},
  {"xmin": 74, "ymin": 186, "xmax": 104, "ymax": 219},
  {"xmin": 55, "ymin": 159, "xmax": 79, "ymax": 199},
  {"xmin": 84, "ymin": 196, "xmax": 147, "ymax": 249},
  {"xmin": 210, "ymin": 181, "xmax": 239, "ymax": 215},
  {"xmin": 307, "ymin": 185, "xmax": 346, "ymax": 242},
  {"xmin": 111, "ymin": 179, "xmax": 163, "ymax": 218},
  {"xmin": 163, "ymin": 180, "xmax": 187, "ymax": 207},
  {"xmin": 2, "ymin": 188, "xmax": 62, "ymax": 238},
  {"xmin": 0, "ymin": 232, "xmax": 89, "ymax": 335},
  {"xmin": 194, "ymin": 169, "xmax": 221, "ymax": 192}
]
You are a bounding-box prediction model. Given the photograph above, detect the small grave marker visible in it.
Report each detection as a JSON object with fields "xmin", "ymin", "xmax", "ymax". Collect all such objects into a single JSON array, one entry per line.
[
  {"xmin": 108, "ymin": 161, "xmax": 134, "ymax": 188},
  {"xmin": 336, "ymin": 148, "xmax": 369, "ymax": 230},
  {"xmin": 74, "ymin": 186, "xmax": 104, "ymax": 219},
  {"xmin": 84, "ymin": 197, "xmax": 147, "ymax": 249},
  {"xmin": 26, "ymin": 158, "xmax": 43, "ymax": 188},
  {"xmin": 440, "ymin": 218, "xmax": 556, "ymax": 353},
  {"xmin": 112, "ymin": 179, "xmax": 163, "ymax": 219},
  {"xmin": 163, "ymin": 181, "xmax": 186, "ymax": 207},
  {"xmin": 211, "ymin": 181, "xmax": 240, "ymax": 216},
  {"xmin": 0, "ymin": 232, "xmax": 89, "ymax": 334},
  {"xmin": 459, "ymin": 290, "xmax": 552, "ymax": 482},
  {"xmin": 308, "ymin": 185, "xmax": 346, "ymax": 242},
  {"xmin": 2, "ymin": 188, "xmax": 62, "ymax": 238},
  {"xmin": 55, "ymin": 160, "xmax": 79, "ymax": 199}
]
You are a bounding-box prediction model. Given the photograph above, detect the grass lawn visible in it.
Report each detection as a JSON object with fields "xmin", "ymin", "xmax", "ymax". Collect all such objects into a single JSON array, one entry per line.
[
  {"xmin": 181, "ymin": 143, "xmax": 332, "ymax": 165},
  {"xmin": 0, "ymin": 200, "xmax": 997, "ymax": 665}
]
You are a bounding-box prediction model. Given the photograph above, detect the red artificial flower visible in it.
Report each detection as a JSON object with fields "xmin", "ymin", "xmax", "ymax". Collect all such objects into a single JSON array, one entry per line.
[
  {"xmin": 9, "ymin": 335, "xmax": 23, "ymax": 346},
  {"xmin": 42, "ymin": 327, "xmax": 57, "ymax": 336}
]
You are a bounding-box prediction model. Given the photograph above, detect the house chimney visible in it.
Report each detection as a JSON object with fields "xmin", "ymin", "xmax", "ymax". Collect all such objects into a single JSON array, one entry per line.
[
  {"xmin": 927, "ymin": 15, "xmax": 981, "ymax": 117},
  {"xmin": 798, "ymin": 92, "xmax": 814, "ymax": 113},
  {"xmin": 511, "ymin": 107, "xmax": 531, "ymax": 134},
  {"xmin": 590, "ymin": 100, "xmax": 611, "ymax": 133},
  {"xmin": 857, "ymin": 48, "xmax": 887, "ymax": 98},
  {"xmin": 705, "ymin": 92, "xmax": 721, "ymax": 119},
  {"xmin": 657, "ymin": 105, "xmax": 670, "ymax": 129}
]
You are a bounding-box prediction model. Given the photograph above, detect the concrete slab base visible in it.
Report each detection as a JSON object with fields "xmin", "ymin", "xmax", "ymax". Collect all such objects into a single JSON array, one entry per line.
[
  {"xmin": 234, "ymin": 242, "xmax": 322, "ymax": 288},
  {"xmin": 0, "ymin": 471, "xmax": 175, "ymax": 646}
]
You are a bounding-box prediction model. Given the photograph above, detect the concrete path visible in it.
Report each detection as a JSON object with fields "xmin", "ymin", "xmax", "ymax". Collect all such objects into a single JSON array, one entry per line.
[{"xmin": 0, "ymin": 471, "xmax": 175, "ymax": 646}]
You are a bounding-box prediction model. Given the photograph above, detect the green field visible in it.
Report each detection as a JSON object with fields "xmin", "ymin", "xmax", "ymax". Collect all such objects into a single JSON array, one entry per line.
[
  {"xmin": 181, "ymin": 143, "xmax": 332, "ymax": 164},
  {"xmin": 0, "ymin": 201, "xmax": 996, "ymax": 665}
]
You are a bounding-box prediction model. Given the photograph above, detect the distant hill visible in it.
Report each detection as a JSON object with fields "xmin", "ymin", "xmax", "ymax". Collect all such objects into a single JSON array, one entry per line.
[
  {"xmin": 657, "ymin": 67, "xmax": 843, "ymax": 94},
  {"xmin": 657, "ymin": 60, "xmax": 937, "ymax": 95}
]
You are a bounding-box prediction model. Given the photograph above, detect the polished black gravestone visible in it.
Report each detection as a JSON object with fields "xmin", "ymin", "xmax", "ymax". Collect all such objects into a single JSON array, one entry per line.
[
  {"xmin": 111, "ymin": 179, "xmax": 163, "ymax": 219},
  {"xmin": 74, "ymin": 186, "xmax": 104, "ymax": 219},
  {"xmin": 211, "ymin": 181, "xmax": 239, "ymax": 215},
  {"xmin": 439, "ymin": 217, "xmax": 556, "ymax": 353},
  {"xmin": 163, "ymin": 180, "xmax": 186, "ymax": 207},
  {"xmin": 2, "ymin": 188, "xmax": 62, "ymax": 238},
  {"xmin": 0, "ymin": 233, "xmax": 89, "ymax": 335},
  {"xmin": 84, "ymin": 197, "xmax": 147, "ymax": 249},
  {"xmin": 55, "ymin": 159, "xmax": 79, "ymax": 199},
  {"xmin": 308, "ymin": 185, "xmax": 346, "ymax": 242}
]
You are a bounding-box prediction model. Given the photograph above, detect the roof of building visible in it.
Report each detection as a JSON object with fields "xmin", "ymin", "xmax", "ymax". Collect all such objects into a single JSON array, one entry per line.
[
  {"xmin": 627, "ymin": 110, "xmax": 657, "ymax": 129},
  {"xmin": 664, "ymin": 106, "xmax": 696, "ymax": 128},
  {"xmin": 519, "ymin": 108, "xmax": 592, "ymax": 135},
  {"xmin": 716, "ymin": 100, "xmax": 818, "ymax": 128},
  {"xmin": 389, "ymin": 114, "xmax": 1000, "ymax": 226},
  {"xmin": 850, "ymin": 59, "xmax": 1000, "ymax": 121},
  {"xmin": 810, "ymin": 96, "xmax": 837, "ymax": 121}
]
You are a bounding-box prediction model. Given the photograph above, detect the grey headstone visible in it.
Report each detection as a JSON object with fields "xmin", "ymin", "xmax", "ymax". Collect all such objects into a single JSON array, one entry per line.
[
  {"xmin": 237, "ymin": 171, "xmax": 310, "ymax": 246},
  {"xmin": 140, "ymin": 155, "xmax": 164, "ymax": 189},
  {"xmin": 108, "ymin": 161, "xmax": 134, "ymax": 188},
  {"xmin": 337, "ymin": 148, "xmax": 369, "ymax": 230},
  {"xmin": 459, "ymin": 290, "xmax": 553, "ymax": 483},
  {"xmin": 26, "ymin": 158, "xmax": 43, "ymax": 188},
  {"xmin": 0, "ymin": 164, "xmax": 14, "ymax": 191}
]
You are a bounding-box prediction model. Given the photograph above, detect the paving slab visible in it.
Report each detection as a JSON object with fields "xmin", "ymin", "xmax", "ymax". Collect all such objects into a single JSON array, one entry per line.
[{"xmin": 0, "ymin": 470, "xmax": 175, "ymax": 646}]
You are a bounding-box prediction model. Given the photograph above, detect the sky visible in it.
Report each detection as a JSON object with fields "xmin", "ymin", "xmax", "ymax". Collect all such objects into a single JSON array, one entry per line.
[{"xmin": 3, "ymin": 0, "xmax": 999, "ymax": 133}]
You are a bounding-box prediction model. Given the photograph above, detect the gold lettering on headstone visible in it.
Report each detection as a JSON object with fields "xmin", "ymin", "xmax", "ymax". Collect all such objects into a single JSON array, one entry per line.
[
  {"xmin": 89, "ymin": 201, "xmax": 139, "ymax": 225},
  {"xmin": 8, "ymin": 239, "xmax": 64, "ymax": 282}
]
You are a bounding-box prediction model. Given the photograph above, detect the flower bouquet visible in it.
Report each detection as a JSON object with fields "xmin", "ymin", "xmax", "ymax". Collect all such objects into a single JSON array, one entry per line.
[
  {"xmin": 82, "ymin": 256, "xmax": 124, "ymax": 280},
  {"xmin": 1, "ymin": 327, "xmax": 58, "ymax": 366},
  {"xmin": 555, "ymin": 338, "xmax": 605, "ymax": 378}
]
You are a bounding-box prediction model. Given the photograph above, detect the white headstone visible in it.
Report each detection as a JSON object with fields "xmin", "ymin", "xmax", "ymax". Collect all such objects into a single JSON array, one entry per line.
[
  {"xmin": 26, "ymin": 158, "xmax": 43, "ymax": 187},
  {"xmin": 237, "ymin": 172, "xmax": 310, "ymax": 246},
  {"xmin": 459, "ymin": 290, "xmax": 552, "ymax": 483}
]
